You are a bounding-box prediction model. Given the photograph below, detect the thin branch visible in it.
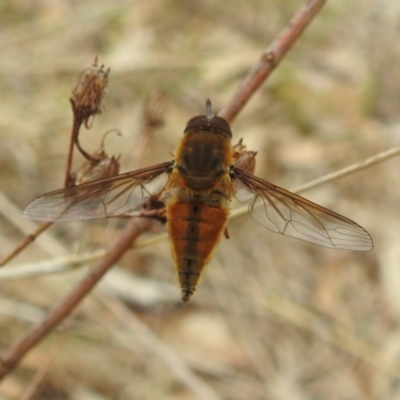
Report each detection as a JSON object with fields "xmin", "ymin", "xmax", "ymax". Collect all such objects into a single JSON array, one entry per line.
[
  {"xmin": 0, "ymin": 218, "xmax": 152, "ymax": 378},
  {"xmin": 0, "ymin": 251, "xmax": 105, "ymax": 279},
  {"xmin": 219, "ymin": 0, "xmax": 327, "ymax": 122},
  {"xmin": 64, "ymin": 116, "xmax": 82, "ymax": 188},
  {"xmin": 0, "ymin": 191, "xmax": 67, "ymax": 266},
  {"xmin": 290, "ymin": 143, "xmax": 400, "ymax": 193},
  {"xmin": 0, "ymin": 222, "xmax": 55, "ymax": 266}
]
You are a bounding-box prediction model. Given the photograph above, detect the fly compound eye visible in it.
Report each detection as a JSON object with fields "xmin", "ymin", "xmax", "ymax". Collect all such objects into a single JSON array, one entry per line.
[
  {"xmin": 184, "ymin": 115, "xmax": 232, "ymax": 138},
  {"xmin": 184, "ymin": 116, "xmax": 210, "ymax": 133},
  {"xmin": 209, "ymin": 116, "xmax": 232, "ymax": 138}
]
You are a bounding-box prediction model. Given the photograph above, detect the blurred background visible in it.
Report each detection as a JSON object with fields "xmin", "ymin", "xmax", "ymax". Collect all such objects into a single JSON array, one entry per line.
[{"xmin": 1, "ymin": 0, "xmax": 400, "ymax": 399}]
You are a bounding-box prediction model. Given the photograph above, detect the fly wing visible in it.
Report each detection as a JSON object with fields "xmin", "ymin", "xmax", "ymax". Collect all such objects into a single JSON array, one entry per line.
[
  {"xmin": 23, "ymin": 162, "xmax": 171, "ymax": 222},
  {"xmin": 233, "ymin": 168, "xmax": 373, "ymax": 251}
]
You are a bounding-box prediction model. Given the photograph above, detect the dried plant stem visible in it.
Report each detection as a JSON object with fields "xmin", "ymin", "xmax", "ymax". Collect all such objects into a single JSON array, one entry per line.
[
  {"xmin": 64, "ymin": 117, "xmax": 82, "ymax": 187},
  {"xmin": 0, "ymin": 222, "xmax": 55, "ymax": 266},
  {"xmin": 219, "ymin": 0, "xmax": 327, "ymax": 122},
  {"xmin": 0, "ymin": 191, "xmax": 67, "ymax": 266},
  {"xmin": 0, "ymin": 218, "xmax": 152, "ymax": 378},
  {"xmin": 290, "ymin": 144, "xmax": 400, "ymax": 193},
  {"xmin": 0, "ymin": 251, "xmax": 105, "ymax": 279}
]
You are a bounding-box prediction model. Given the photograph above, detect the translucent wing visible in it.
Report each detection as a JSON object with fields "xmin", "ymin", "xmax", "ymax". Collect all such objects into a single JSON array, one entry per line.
[
  {"xmin": 23, "ymin": 162, "xmax": 172, "ymax": 222},
  {"xmin": 233, "ymin": 168, "xmax": 373, "ymax": 251}
]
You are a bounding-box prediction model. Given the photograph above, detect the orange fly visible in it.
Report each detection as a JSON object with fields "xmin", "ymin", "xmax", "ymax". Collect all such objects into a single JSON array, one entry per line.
[{"xmin": 23, "ymin": 101, "xmax": 373, "ymax": 302}]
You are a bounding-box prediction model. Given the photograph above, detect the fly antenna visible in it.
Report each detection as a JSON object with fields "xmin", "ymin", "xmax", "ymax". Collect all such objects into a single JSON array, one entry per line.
[{"xmin": 205, "ymin": 99, "xmax": 212, "ymax": 119}]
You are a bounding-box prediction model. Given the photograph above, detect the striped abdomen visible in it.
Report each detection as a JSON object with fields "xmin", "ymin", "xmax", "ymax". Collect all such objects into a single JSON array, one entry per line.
[{"xmin": 166, "ymin": 199, "xmax": 229, "ymax": 302}]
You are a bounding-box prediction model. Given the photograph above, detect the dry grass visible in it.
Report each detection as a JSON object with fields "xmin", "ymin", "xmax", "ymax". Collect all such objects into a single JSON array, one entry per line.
[{"xmin": 1, "ymin": 0, "xmax": 400, "ymax": 399}]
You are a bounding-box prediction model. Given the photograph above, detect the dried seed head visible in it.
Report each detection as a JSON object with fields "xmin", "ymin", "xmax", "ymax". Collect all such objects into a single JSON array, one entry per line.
[
  {"xmin": 73, "ymin": 156, "xmax": 120, "ymax": 185},
  {"xmin": 232, "ymin": 139, "xmax": 257, "ymax": 174},
  {"xmin": 71, "ymin": 57, "xmax": 110, "ymax": 128},
  {"xmin": 73, "ymin": 129, "xmax": 121, "ymax": 185}
]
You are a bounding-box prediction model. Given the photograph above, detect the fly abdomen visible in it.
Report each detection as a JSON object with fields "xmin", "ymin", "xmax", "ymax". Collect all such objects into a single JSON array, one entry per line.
[{"xmin": 166, "ymin": 199, "xmax": 229, "ymax": 302}]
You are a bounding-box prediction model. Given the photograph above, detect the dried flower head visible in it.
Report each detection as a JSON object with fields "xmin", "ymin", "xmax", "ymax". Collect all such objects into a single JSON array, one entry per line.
[
  {"xmin": 231, "ymin": 139, "xmax": 257, "ymax": 197},
  {"xmin": 72, "ymin": 129, "xmax": 121, "ymax": 185},
  {"xmin": 232, "ymin": 138, "xmax": 257, "ymax": 174},
  {"xmin": 71, "ymin": 57, "xmax": 110, "ymax": 128}
]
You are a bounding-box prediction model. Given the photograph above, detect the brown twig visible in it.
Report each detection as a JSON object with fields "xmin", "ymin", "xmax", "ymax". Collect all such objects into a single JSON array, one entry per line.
[
  {"xmin": 0, "ymin": 191, "xmax": 67, "ymax": 266},
  {"xmin": 0, "ymin": 222, "xmax": 54, "ymax": 266},
  {"xmin": 0, "ymin": 218, "xmax": 152, "ymax": 378},
  {"xmin": 218, "ymin": 0, "xmax": 327, "ymax": 122},
  {"xmin": 0, "ymin": 0, "xmax": 327, "ymax": 381},
  {"xmin": 64, "ymin": 115, "xmax": 83, "ymax": 187}
]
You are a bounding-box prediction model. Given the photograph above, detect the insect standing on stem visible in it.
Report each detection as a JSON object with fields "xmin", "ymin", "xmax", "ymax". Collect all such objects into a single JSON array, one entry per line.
[{"xmin": 23, "ymin": 101, "xmax": 373, "ymax": 302}]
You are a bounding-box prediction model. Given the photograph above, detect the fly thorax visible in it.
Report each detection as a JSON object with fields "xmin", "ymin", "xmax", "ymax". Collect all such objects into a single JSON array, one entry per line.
[{"xmin": 176, "ymin": 131, "xmax": 231, "ymax": 190}]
